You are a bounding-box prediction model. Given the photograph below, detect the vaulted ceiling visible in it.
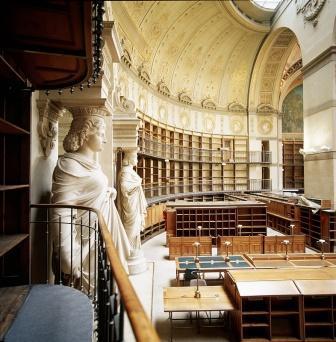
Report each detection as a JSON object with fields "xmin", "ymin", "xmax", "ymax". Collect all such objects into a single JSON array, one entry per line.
[{"xmin": 111, "ymin": 0, "xmax": 300, "ymax": 110}]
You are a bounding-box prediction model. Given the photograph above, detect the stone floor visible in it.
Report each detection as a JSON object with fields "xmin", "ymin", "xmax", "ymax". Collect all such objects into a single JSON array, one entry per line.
[{"xmin": 125, "ymin": 229, "xmax": 316, "ymax": 342}]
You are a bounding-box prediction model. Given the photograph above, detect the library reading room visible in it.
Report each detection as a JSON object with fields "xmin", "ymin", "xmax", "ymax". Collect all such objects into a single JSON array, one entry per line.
[{"xmin": 1, "ymin": 0, "xmax": 336, "ymax": 341}]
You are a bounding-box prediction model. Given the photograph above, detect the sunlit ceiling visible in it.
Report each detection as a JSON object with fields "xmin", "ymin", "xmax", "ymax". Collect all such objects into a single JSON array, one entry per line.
[{"xmin": 111, "ymin": 0, "xmax": 298, "ymax": 110}]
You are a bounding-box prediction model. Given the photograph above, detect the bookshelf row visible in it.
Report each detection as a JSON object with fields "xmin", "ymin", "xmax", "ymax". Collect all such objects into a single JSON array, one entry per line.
[{"xmin": 137, "ymin": 113, "xmax": 273, "ymax": 200}]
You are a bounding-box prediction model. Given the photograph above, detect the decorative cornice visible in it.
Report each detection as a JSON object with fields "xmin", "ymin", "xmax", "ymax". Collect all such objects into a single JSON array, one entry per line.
[
  {"xmin": 301, "ymin": 46, "xmax": 336, "ymax": 77},
  {"xmin": 256, "ymin": 103, "xmax": 278, "ymax": 114},
  {"xmin": 157, "ymin": 80, "xmax": 171, "ymax": 97},
  {"xmin": 282, "ymin": 59, "xmax": 302, "ymax": 81},
  {"xmin": 201, "ymin": 98, "xmax": 216, "ymax": 110},
  {"xmin": 37, "ymin": 99, "xmax": 66, "ymax": 157},
  {"xmin": 178, "ymin": 91, "xmax": 192, "ymax": 105},
  {"xmin": 137, "ymin": 63, "xmax": 151, "ymax": 85},
  {"xmin": 295, "ymin": 0, "xmax": 326, "ymax": 26},
  {"xmin": 228, "ymin": 101, "xmax": 246, "ymax": 113},
  {"xmin": 120, "ymin": 39, "xmax": 132, "ymax": 68}
]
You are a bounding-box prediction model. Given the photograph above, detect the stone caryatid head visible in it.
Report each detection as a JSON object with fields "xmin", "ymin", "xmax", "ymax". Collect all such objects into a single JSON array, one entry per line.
[
  {"xmin": 63, "ymin": 115, "xmax": 106, "ymax": 153},
  {"xmin": 122, "ymin": 150, "xmax": 138, "ymax": 167}
]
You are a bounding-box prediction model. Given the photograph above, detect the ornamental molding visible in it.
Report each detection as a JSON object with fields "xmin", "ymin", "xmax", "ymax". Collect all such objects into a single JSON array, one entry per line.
[
  {"xmin": 157, "ymin": 80, "xmax": 171, "ymax": 97},
  {"xmin": 256, "ymin": 103, "xmax": 278, "ymax": 114},
  {"xmin": 258, "ymin": 117, "xmax": 273, "ymax": 135},
  {"xmin": 201, "ymin": 98, "xmax": 216, "ymax": 110},
  {"xmin": 282, "ymin": 59, "xmax": 303, "ymax": 81},
  {"xmin": 137, "ymin": 63, "xmax": 151, "ymax": 86},
  {"xmin": 295, "ymin": 0, "xmax": 326, "ymax": 26},
  {"xmin": 113, "ymin": 85, "xmax": 136, "ymax": 113},
  {"xmin": 37, "ymin": 99, "xmax": 66, "ymax": 157},
  {"xmin": 178, "ymin": 91, "xmax": 192, "ymax": 105},
  {"xmin": 230, "ymin": 117, "xmax": 244, "ymax": 134},
  {"xmin": 228, "ymin": 101, "xmax": 246, "ymax": 113}
]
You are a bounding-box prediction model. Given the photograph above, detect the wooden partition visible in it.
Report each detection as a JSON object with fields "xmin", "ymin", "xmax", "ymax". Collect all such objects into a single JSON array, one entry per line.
[
  {"xmin": 168, "ymin": 236, "xmax": 212, "ymax": 260},
  {"xmin": 217, "ymin": 235, "xmax": 305, "ymax": 256},
  {"xmin": 217, "ymin": 236, "xmax": 263, "ymax": 255},
  {"xmin": 263, "ymin": 235, "xmax": 306, "ymax": 254}
]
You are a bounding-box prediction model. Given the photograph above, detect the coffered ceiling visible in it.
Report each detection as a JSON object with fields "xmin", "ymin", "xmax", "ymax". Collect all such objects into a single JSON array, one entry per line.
[{"xmin": 111, "ymin": 0, "xmax": 298, "ymax": 110}]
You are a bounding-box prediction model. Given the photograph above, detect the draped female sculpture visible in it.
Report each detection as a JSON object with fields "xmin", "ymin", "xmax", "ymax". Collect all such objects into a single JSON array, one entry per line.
[
  {"xmin": 117, "ymin": 150, "xmax": 147, "ymax": 257},
  {"xmin": 51, "ymin": 114, "xmax": 130, "ymax": 292}
]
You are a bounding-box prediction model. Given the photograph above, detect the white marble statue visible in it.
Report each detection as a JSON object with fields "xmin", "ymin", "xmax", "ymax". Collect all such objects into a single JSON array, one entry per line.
[
  {"xmin": 117, "ymin": 150, "xmax": 147, "ymax": 273},
  {"xmin": 51, "ymin": 114, "xmax": 130, "ymax": 292}
]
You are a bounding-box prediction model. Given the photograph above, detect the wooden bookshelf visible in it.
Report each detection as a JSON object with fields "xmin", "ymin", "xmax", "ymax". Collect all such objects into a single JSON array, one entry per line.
[
  {"xmin": 283, "ymin": 139, "xmax": 304, "ymax": 190},
  {"xmin": 0, "ymin": 69, "xmax": 31, "ymax": 286},
  {"xmin": 165, "ymin": 201, "xmax": 267, "ymax": 244}
]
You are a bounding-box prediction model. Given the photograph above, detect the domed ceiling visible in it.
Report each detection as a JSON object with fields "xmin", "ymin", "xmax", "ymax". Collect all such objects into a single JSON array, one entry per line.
[{"xmin": 111, "ymin": 1, "xmax": 295, "ymax": 110}]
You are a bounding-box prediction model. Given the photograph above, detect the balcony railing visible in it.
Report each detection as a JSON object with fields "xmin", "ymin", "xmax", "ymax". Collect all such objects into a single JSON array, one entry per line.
[
  {"xmin": 30, "ymin": 204, "xmax": 160, "ymax": 342},
  {"xmin": 139, "ymin": 137, "xmax": 272, "ymax": 164}
]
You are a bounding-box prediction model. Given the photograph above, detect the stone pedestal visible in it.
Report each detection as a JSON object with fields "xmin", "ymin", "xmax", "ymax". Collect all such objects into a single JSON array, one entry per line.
[{"xmin": 127, "ymin": 250, "xmax": 147, "ymax": 275}]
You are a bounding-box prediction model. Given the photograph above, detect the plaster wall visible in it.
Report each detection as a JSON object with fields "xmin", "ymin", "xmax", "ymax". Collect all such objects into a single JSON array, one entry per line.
[{"xmin": 273, "ymin": 0, "xmax": 336, "ymax": 64}]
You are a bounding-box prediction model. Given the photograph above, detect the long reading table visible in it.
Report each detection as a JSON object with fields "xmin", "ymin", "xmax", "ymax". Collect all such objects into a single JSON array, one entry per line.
[{"xmin": 175, "ymin": 255, "xmax": 253, "ymax": 286}]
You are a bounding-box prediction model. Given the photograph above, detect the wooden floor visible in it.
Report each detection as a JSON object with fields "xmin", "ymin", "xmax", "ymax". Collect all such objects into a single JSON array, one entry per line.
[{"xmin": 0, "ymin": 285, "xmax": 29, "ymax": 341}]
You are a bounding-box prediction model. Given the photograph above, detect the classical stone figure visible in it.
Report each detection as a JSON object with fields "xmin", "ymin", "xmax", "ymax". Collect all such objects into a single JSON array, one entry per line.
[
  {"xmin": 50, "ymin": 114, "xmax": 130, "ymax": 292},
  {"xmin": 117, "ymin": 150, "xmax": 147, "ymax": 271}
]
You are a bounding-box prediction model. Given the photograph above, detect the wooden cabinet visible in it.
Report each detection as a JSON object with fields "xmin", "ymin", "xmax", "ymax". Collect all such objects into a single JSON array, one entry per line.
[{"xmin": 0, "ymin": 85, "xmax": 31, "ymax": 286}]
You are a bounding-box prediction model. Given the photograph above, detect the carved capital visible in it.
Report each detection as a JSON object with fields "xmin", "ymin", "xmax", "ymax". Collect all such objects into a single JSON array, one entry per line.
[
  {"xmin": 66, "ymin": 105, "xmax": 109, "ymax": 120},
  {"xmin": 37, "ymin": 99, "xmax": 65, "ymax": 157}
]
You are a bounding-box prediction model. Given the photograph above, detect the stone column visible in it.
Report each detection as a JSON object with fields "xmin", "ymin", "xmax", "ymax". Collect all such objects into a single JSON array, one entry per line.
[{"xmin": 302, "ymin": 47, "xmax": 336, "ymax": 207}]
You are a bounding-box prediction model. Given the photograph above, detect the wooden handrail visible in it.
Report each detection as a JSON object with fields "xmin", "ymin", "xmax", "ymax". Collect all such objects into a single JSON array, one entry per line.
[{"xmin": 31, "ymin": 204, "xmax": 160, "ymax": 342}]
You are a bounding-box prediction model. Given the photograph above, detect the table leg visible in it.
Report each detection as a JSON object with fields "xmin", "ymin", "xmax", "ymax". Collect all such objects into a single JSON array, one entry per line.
[{"xmin": 169, "ymin": 311, "xmax": 173, "ymax": 342}]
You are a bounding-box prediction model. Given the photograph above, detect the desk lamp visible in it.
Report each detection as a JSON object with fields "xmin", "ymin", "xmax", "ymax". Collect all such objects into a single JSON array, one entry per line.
[
  {"xmin": 289, "ymin": 224, "xmax": 295, "ymax": 235},
  {"xmin": 193, "ymin": 270, "xmax": 201, "ymax": 299},
  {"xmin": 193, "ymin": 241, "xmax": 200, "ymax": 263},
  {"xmin": 237, "ymin": 224, "xmax": 243, "ymax": 236},
  {"xmin": 224, "ymin": 240, "xmax": 231, "ymax": 262},
  {"xmin": 281, "ymin": 239, "xmax": 290, "ymax": 261},
  {"xmin": 197, "ymin": 225, "xmax": 202, "ymax": 238},
  {"xmin": 317, "ymin": 239, "xmax": 326, "ymax": 260}
]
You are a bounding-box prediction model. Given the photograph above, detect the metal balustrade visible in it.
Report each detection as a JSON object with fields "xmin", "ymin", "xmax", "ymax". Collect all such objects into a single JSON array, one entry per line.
[{"xmin": 30, "ymin": 204, "xmax": 159, "ymax": 342}]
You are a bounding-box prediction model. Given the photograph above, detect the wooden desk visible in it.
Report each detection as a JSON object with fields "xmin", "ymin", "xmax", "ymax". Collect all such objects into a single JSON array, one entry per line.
[
  {"xmin": 245, "ymin": 252, "xmax": 336, "ymax": 268},
  {"xmin": 163, "ymin": 286, "xmax": 235, "ymax": 341},
  {"xmin": 175, "ymin": 255, "xmax": 253, "ymax": 286},
  {"xmin": 226, "ymin": 279, "xmax": 302, "ymax": 341},
  {"xmin": 227, "ymin": 267, "xmax": 336, "ymax": 282}
]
